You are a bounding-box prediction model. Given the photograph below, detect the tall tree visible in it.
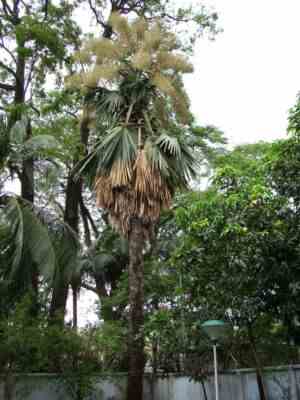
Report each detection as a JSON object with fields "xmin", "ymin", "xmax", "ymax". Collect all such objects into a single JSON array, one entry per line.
[
  {"xmin": 0, "ymin": 0, "xmax": 80, "ymax": 308},
  {"xmin": 173, "ymin": 142, "xmax": 300, "ymax": 400},
  {"xmin": 71, "ymin": 14, "xmax": 198, "ymax": 399}
]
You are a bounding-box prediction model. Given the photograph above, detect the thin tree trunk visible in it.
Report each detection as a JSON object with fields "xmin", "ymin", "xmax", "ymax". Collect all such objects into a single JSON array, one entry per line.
[
  {"xmin": 200, "ymin": 378, "xmax": 208, "ymax": 400},
  {"xmin": 49, "ymin": 280, "xmax": 69, "ymax": 323},
  {"xmin": 21, "ymin": 120, "xmax": 34, "ymax": 203},
  {"xmin": 126, "ymin": 218, "xmax": 145, "ymax": 400},
  {"xmin": 72, "ymin": 285, "xmax": 78, "ymax": 330},
  {"xmin": 4, "ymin": 371, "xmax": 14, "ymax": 400},
  {"xmin": 49, "ymin": 167, "xmax": 81, "ymax": 324},
  {"xmin": 247, "ymin": 324, "xmax": 268, "ymax": 400}
]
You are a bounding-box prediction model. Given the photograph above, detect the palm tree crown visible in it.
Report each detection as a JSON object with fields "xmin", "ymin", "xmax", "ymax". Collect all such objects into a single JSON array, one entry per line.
[{"xmin": 69, "ymin": 13, "xmax": 198, "ymax": 235}]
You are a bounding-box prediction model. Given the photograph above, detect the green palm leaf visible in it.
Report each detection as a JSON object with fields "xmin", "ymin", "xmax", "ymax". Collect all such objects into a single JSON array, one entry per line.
[
  {"xmin": 2, "ymin": 197, "xmax": 56, "ymax": 281},
  {"xmin": 145, "ymin": 138, "xmax": 170, "ymax": 177},
  {"xmin": 49, "ymin": 221, "xmax": 80, "ymax": 287},
  {"xmin": 156, "ymin": 133, "xmax": 182, "ymax": 157},
  {"xmin": 97, "ymin": 126, "xmax": 137, "ymax": 173}
]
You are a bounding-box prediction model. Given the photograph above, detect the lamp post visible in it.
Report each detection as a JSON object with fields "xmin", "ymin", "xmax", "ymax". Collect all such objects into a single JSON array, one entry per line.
[{"xmin": 201, "ymin": 320, "xmax": 227, "ymax": 400}]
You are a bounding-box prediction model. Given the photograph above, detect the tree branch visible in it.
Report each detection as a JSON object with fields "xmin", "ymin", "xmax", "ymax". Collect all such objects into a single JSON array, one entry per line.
[
  {"xmin": 79, "ymin": 192, "xmax": 99, "ymax": 238},
  {"xmin": 44, "ymin": 0, "xmax": 49, "ymax": 20},
  {"xmin": 13, "ymin": 0, "xmax": 21, "ymax": 16},
  {"xmin": 1, "ymin": 0, "xmax": 13, "ymax": 16},
  {"xmin": 81, "ymin": 196, "xmax": 99, "ymax": 237},
  {"xmin": 0, "ymin": 60, "xmax": 16, "ymax": 78},
  {"xmin": 87, "ymin": 0, "xmax": 106, "ymax": 28},
  {"xmin": 80, "ymin": 194, "xmax": 92, "ymax": 247},
  {"xmin": 121, "ymin": 0, "xmax": 143, "ymax": 15},
  {"xmin": 0, "ymin": 82, "xmax": 15, "ymax": 91},
  {"xmin": 28, "ymin": 102, "xmax": 40, "ymax": 116}
]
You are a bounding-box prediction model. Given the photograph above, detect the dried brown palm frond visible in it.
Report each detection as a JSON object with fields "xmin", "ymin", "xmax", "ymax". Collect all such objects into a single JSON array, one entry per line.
[
  {"xmin": 95, "ymin": 175, "xmax": 114, "ymax": 209},
  {"xmin": 134, "ymin": 149, "xmax": 172, "ymax": 206},
  {"xmin": 109, "ymin": 160, "xmax": 133, "ymax": 187},
  {"xmin": 94, "ymin": 150, "xmax": 172, "ymax": 236},
  {"xmin": 134, "ymin": 150, "xmax": 152, "ymax": 194}
]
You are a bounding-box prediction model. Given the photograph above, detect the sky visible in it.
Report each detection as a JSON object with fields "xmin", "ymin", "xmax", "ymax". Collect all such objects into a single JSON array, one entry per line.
[{"xmin": 184, "ymin": 0, "xmax": 300, "ymax": 146}]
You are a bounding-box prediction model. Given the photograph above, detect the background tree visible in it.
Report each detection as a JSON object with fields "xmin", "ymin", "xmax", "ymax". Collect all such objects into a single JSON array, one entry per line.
[{"xmin": 172, "ymin": 142, "xmax": 300, "ymax": 400}]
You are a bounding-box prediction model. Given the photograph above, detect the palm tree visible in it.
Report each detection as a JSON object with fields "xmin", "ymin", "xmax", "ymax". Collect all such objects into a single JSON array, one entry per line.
[{"xmin": 70, "ymin": 14, "xmax": 197, "ymax": 400}]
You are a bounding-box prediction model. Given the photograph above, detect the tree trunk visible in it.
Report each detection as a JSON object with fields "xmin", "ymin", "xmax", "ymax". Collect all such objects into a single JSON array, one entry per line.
[
  {"xmin": 247, "ymin": 324, "xmax": 268, "ymax": 400},
  {"xmin": 21, "ymin": 120, "xmax": 34, "ymax": 203},
  {"xmin": 21, "ymin": 119, "xmax": 39, "ymax": 313},
  {"xmin": 200, "ymin": 378, "xmax": 208, "ymax": 400},
  {"xmin": 126, "ymin": 218, "xmax": 145, "ymax": 400},
  {"xmin": 49, "ymin": 114, "xmax": 88, "ymax": 322},
  {"xmin": 49, "ymin": 166, "xmax": 81, "ymax": 324},
  {"xmin": 4, "ymin": 372, "xmax": 14, "ymax": 400},
  {"xmin": 49, "ymin": 280, "xmax": 69, "ymax": 324},
  {"xmin": 14, "ymin": 38, "xmax": 39, "ymax": 312},
  {"xmin": 72, "ymin": 284, "xmax": 78, "ymax": 330}
]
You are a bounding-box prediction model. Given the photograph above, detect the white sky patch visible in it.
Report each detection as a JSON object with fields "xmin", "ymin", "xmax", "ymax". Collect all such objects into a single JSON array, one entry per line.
[
  {"xmin": 184, "ymin": 0, "xmax": 300, "ymax": 145},
  {"xmin": 66, "ymin": 288, "xmax": 99, "ymax": 328}
]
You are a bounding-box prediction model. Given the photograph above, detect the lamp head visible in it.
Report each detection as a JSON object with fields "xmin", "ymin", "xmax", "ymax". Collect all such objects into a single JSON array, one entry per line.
[{"xmin": 201, "ymin": 320, "xmax": 228, "ymax": 342}]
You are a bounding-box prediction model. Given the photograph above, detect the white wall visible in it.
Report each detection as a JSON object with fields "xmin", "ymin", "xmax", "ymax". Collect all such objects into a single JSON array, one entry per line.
[{"xmin": 0, "ymin": 366, "xmax": 299, "ymax": 400}]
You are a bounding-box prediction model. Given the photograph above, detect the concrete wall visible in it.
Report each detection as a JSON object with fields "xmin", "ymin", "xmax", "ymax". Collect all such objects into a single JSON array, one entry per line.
[{"xmin": 0, "ymin": 366, "xmax": 299, "ymax": 400}]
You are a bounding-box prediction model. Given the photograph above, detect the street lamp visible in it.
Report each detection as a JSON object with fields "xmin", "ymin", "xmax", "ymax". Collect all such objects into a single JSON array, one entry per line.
[{"xmin": 201, "ymin": 320, "xmax": 227, "ymax": 400}]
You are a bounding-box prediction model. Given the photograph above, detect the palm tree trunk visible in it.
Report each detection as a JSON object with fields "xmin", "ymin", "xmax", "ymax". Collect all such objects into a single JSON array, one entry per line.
[{"xmin": 126, "ymin": 218, "xmax": 145, "ymax": 400}]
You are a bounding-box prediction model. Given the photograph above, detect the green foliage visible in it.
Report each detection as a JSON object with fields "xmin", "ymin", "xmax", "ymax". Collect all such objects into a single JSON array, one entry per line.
[{"xmin": 0, "ymin": 197, "xmax": 55, "ymax": 283}]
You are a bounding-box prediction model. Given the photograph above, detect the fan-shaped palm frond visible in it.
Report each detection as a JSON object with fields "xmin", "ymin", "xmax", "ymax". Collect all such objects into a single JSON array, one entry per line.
[
  {"xmin": 0, "ymin": 197, "xmax": 56, "ymax": 285},
  {"xmin": 0, "ymin": 196, "xmax": 80, "ymax": 293},
  {"xmin": 98, "ymin": 126, "xmax": 137, "ymax": 177},
  {"xmin": 156, "ymin": 133, "xmax": 182, "ymax": 157},
  {"xmin": 50, "ymin": 220, "xmax": 80, "ymax": 287}
]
